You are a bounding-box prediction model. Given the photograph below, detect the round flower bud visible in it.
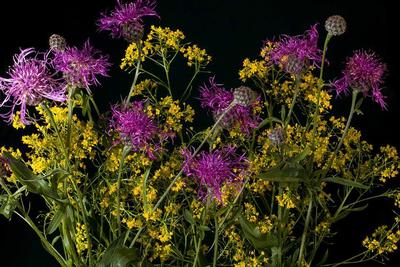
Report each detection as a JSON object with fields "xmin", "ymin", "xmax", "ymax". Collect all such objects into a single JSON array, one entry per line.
[
  {"xmin": 325, "ymin": 15, "xmax": 347, "ymax": 36},
  {"xmin": 268, "ymin": 127, "xmax": 285, "ymax": 146},
  {"xmin": 122, "ymin": 21, "xmax": 144, "ymax": 43},
  {"xmin": 233, "ymin": 86, "xmax": 257, "ymax": 106},
  {"xmin": 49, "ymin": 34, "xmax": 67, "ymax": 52},
  {"xmin": 284, "ymin": 55, "xmax": 306, "ymax": 75}
]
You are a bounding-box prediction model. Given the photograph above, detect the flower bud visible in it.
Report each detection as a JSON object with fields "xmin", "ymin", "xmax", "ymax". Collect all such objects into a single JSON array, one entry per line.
[
  {"xmin": 268, "ymin": 127, "xmax": 285, "ymax": 146},
  {"xmin": 49, "ymin": 34, "xmax": 67, "ymax": 52},
  {"xmin": 233, "ymin": 86, "xmax": 257, "ymax": 106},
  {"xmin": 325, "ymin": 15, "xmax": 347, "ymax": 36}
]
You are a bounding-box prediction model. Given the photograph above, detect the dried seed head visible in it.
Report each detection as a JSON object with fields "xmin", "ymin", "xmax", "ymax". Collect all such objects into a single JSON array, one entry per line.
[
  {"xmin": 284, "ymin": 55, "xmax": 306, "ymax": 75},
  {"xmin": 268, "ymin": 127, "xmax": 285, "ymax": 146},
  {"xmin": 325, "ymin": 15, "xmax": 347, "ymax": 36},
  {"xmin": 49, "ymin": 34, "xmax": 67, "ymax": 52},
  {"xmin": 122, "ymin": 21, "xmax": 144, "ymax": 43},
  {"xmin": 233, "ymin": 86, "xmax": 257, "ymax": 106}
]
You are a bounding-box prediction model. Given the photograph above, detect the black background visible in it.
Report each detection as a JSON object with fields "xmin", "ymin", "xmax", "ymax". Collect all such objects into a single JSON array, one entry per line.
[{"xmin": 0, "ymin": 0, "xmax": 399, "ymax": 266}]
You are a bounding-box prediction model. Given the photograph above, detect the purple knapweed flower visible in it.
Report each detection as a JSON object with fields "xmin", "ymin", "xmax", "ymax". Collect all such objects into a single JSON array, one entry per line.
[
  {"xmin": 52, "ymin": 40, "xmax": 110, "ymax": 92},
  {"xmin": 267, "ymin": 24, "xmax": 322, "ymax": 74},
  {"xmin": 182, "ymin": 146, "xmax": 247, "ymax": 202},
  {"xmin": 199, "ymin": 77, "xmax": 261, "ymax": 135},
  {"xmin": 98, "ymin": 0, "xmax": 159, "ymax": 41},
  {"xmin": 332, "ymin": 50, "xmax": 387, "ymax": 109},
  {"xmin": 0, "ymin": 48, "xmax": 66, "ymax": 124},
  {"xmin": 110, "ymin": 101, "xmax": 161, "ymax": 159}
]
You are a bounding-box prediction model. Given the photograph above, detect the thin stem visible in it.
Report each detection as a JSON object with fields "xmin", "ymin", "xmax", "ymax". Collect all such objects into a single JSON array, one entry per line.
[
  {"xmin": 125, "ymin": 60, "xmax": 141, "ymax": 107},
  {"xmin": 15, "ymin": 211, "xmax": 67, "ymax": 267},
  {"xmin": 298, "ymin": 195, "xmax": 313, "ymax": 266},
  {"xmin": 284, "ymin": 75, "xmax": 301, "ymax": 128},
  {"xmin": 319, "ymin": 34, "xmax": 332, "ymax": 81},
  {"xmin": 213, "ymin": 215, "xmax": 219, "ymax": 267},
  {"xmin": 116, "ymin": 146, "xmax": 130, "ymax": 237},
  {"xmin": 325, "ymin": 90, "xmax": 359, "ymax": 173}
]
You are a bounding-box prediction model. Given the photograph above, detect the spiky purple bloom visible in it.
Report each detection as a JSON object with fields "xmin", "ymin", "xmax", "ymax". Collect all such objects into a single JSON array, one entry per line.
[
  {"xmin": 332, "ymin": 50, "xmax": 387, "ymax": 109},
  {"xmin": 0, "ymin": 48, "xmax": 66, "ymax": 124},
  {"xmin": 98, "ymin": 0, "xmax": 159, "ymax": 41},
  {"xmin": 110, "ymin": 101, "xmax": 160, "ymax": 159},
  {"xmin": 199, "ymin": 77, "xmax": 260, "ymax": 135},
  {"xmin": 52, "ymin": 40, "xmax": 110, "ymax": 91},
  {"xmin": 267, "ymin": 24, "xmax": 322, "ymax": 74},
  {"xmin": 182, "ymin": 146, "xmax": 247, "ymax": 201}
]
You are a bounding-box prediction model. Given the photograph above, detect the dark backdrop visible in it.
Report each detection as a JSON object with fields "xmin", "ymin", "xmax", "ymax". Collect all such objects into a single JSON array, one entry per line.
[{"xmin": 0, "ymin": 0, "xmax": 398, "ymax": 266}]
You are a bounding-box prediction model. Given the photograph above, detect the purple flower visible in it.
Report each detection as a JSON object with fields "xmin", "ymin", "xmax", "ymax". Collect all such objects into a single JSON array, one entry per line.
[
  {"xmin": 0, "ymin": 48, "xmax": 66, "ymax": 125},
  {"xmin": 267, "ymin": 24, "xmax": 322, "ymax": 74},
  {"xmin": 52, "ymin": 40, "xmax": 110, "ymax": 92},
  {"xmin": 98, "ymin": 0, "xmax": 159, "ymax": 41},
  {"xmin": 182, "ymin": 146, "xmax": 247, "ymax": 202},
  {"xmin": 110, "ymin": 101, "xmax": 160, "ymax": 159},
  {"xmin": 199, "ymin": 77, "xmax": 260, "ymax": 135},
  {"xmin": 332, "ymin": 50, "xmax": 387, "ymax": 109}
]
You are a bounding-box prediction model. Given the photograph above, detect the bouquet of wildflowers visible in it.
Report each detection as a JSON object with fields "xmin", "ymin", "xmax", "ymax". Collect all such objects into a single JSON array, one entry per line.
[{"xmin": 1, "ymin": 1, "xmax": 400, "ymax": 266}]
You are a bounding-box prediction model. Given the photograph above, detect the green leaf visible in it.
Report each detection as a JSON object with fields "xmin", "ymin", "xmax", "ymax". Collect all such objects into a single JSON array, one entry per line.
[
  {"xmin": 199, "ymin": 225, "xmax": 210, "ymax": 232},
  {"xmin": 0, "ymin": 195, "xmax": 17, "ymax": 219},
  {"xmin": 259, "ymin": 165, "xmax": 305, "ymax": 183},
  {"xmin": 238, "ymin": 214, "xmax": 278, "ymax": 250},
  {"xmin": 323, "ymin": 177, "xmax": 368, "ymax": 189},
  {"xmin": 97, "ymin": 236, "xmax": 140, "ymax": 267},
  {"xmin": 47, "ymin": 205, "xmax": 65, "ymax": 235},
  {"xmin": 184, "ymin": 209, "xmax": 194, "ymax": 225},
  {"xmin": 280, "ymin": 105, "xmax": 286, "ymax": 122},
  {"xmin": 315, "ymin": 249, "xmax": 329, "ymax": 267},
  {"xmin": 256, "ymin": 117, "xmax": 283, "ymax": 130},
  {"xmin": 2, "ymin": 152, "xmax": 61, "ymax": 201}
]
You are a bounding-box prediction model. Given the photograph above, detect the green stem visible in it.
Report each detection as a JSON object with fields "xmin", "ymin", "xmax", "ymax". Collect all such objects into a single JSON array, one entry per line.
[
  {"xmin": 213, "ymin": 215, "xmax": 219, "ymax": 267},
  {"xmin": 319, "ymin": 35, "xmax": 332, "ymax": 81},
  {"xmin": 182, "ymin": 66, "xmax": 200, "ymax": 102},
  {"xmin": 298, "ymin": 195, "xmax": 313, "ymax": 266},
  {"xmin": 15, "ymin": 211, "xmax": 67, "ymax": 267},
  {"xmin": 325, "ymin": 90, "xmax": 359, "ymax": 173},
  {"xmin": 116, "ymin": 146, "xmax": 130, "ymax": 237},
  {"xmin": 125, "ymin": 60, "xmax": 141, "ymax": 107},
  {"xmin": 284, "ymin": 76, "xmax": 301, "ymax": 128}
]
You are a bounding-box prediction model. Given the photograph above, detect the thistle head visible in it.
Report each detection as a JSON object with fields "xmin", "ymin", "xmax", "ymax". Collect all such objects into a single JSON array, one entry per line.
[
  {"xmin": 325, "ymin": 15, "xmax": 347, "ymax": 36},
  {"xmin": 233, "ymin": 86, "xmax": 257, "ymax": 106},
  {"xmin": 49, "ymin": 34, "xmax": 67, "ymax": 52}
]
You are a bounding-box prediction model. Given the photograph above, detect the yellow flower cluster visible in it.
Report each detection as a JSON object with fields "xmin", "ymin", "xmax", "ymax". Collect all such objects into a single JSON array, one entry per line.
[
  {"xmin": 11, "ymin": 111, "xmax": 26, "ymax": 129},
  {"xmin": 20, "ymin": 106, "xmax": 99, "ymax": 175},
  {"xmin": 276, "ymin": 187, "xmax": 298, "ymax": 209},
  {"xmin": 239, "ymin": 58, "xmax": 268, "ymax": 82},
  {"xmin": 149, "ymin": 96, "xmax": 195, "ymax": 133},
  {"xmin": 75, "ymin": 223, "xmax": 89, "ymax": 254},
  {"xmin": 120, "ymin": 40, "xmax": 154, "ymax": 69},
  {"xmin": 363, "ymin": 225, "xmax": 400, "ymax": 255},
  {"xmin": 375, "ymin": 145, "xmax": 400, "ymax": 183},
  {"xmin": 131, "ymin": 79, "xmax": 158, "ymax": 97},
  {"xmin": 180, "ymin": 44, "xmax": 212, "ymax": 67},
  {"xmin": 148, "ymin": 25, "xmax": 185, "ymax": 51}
]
